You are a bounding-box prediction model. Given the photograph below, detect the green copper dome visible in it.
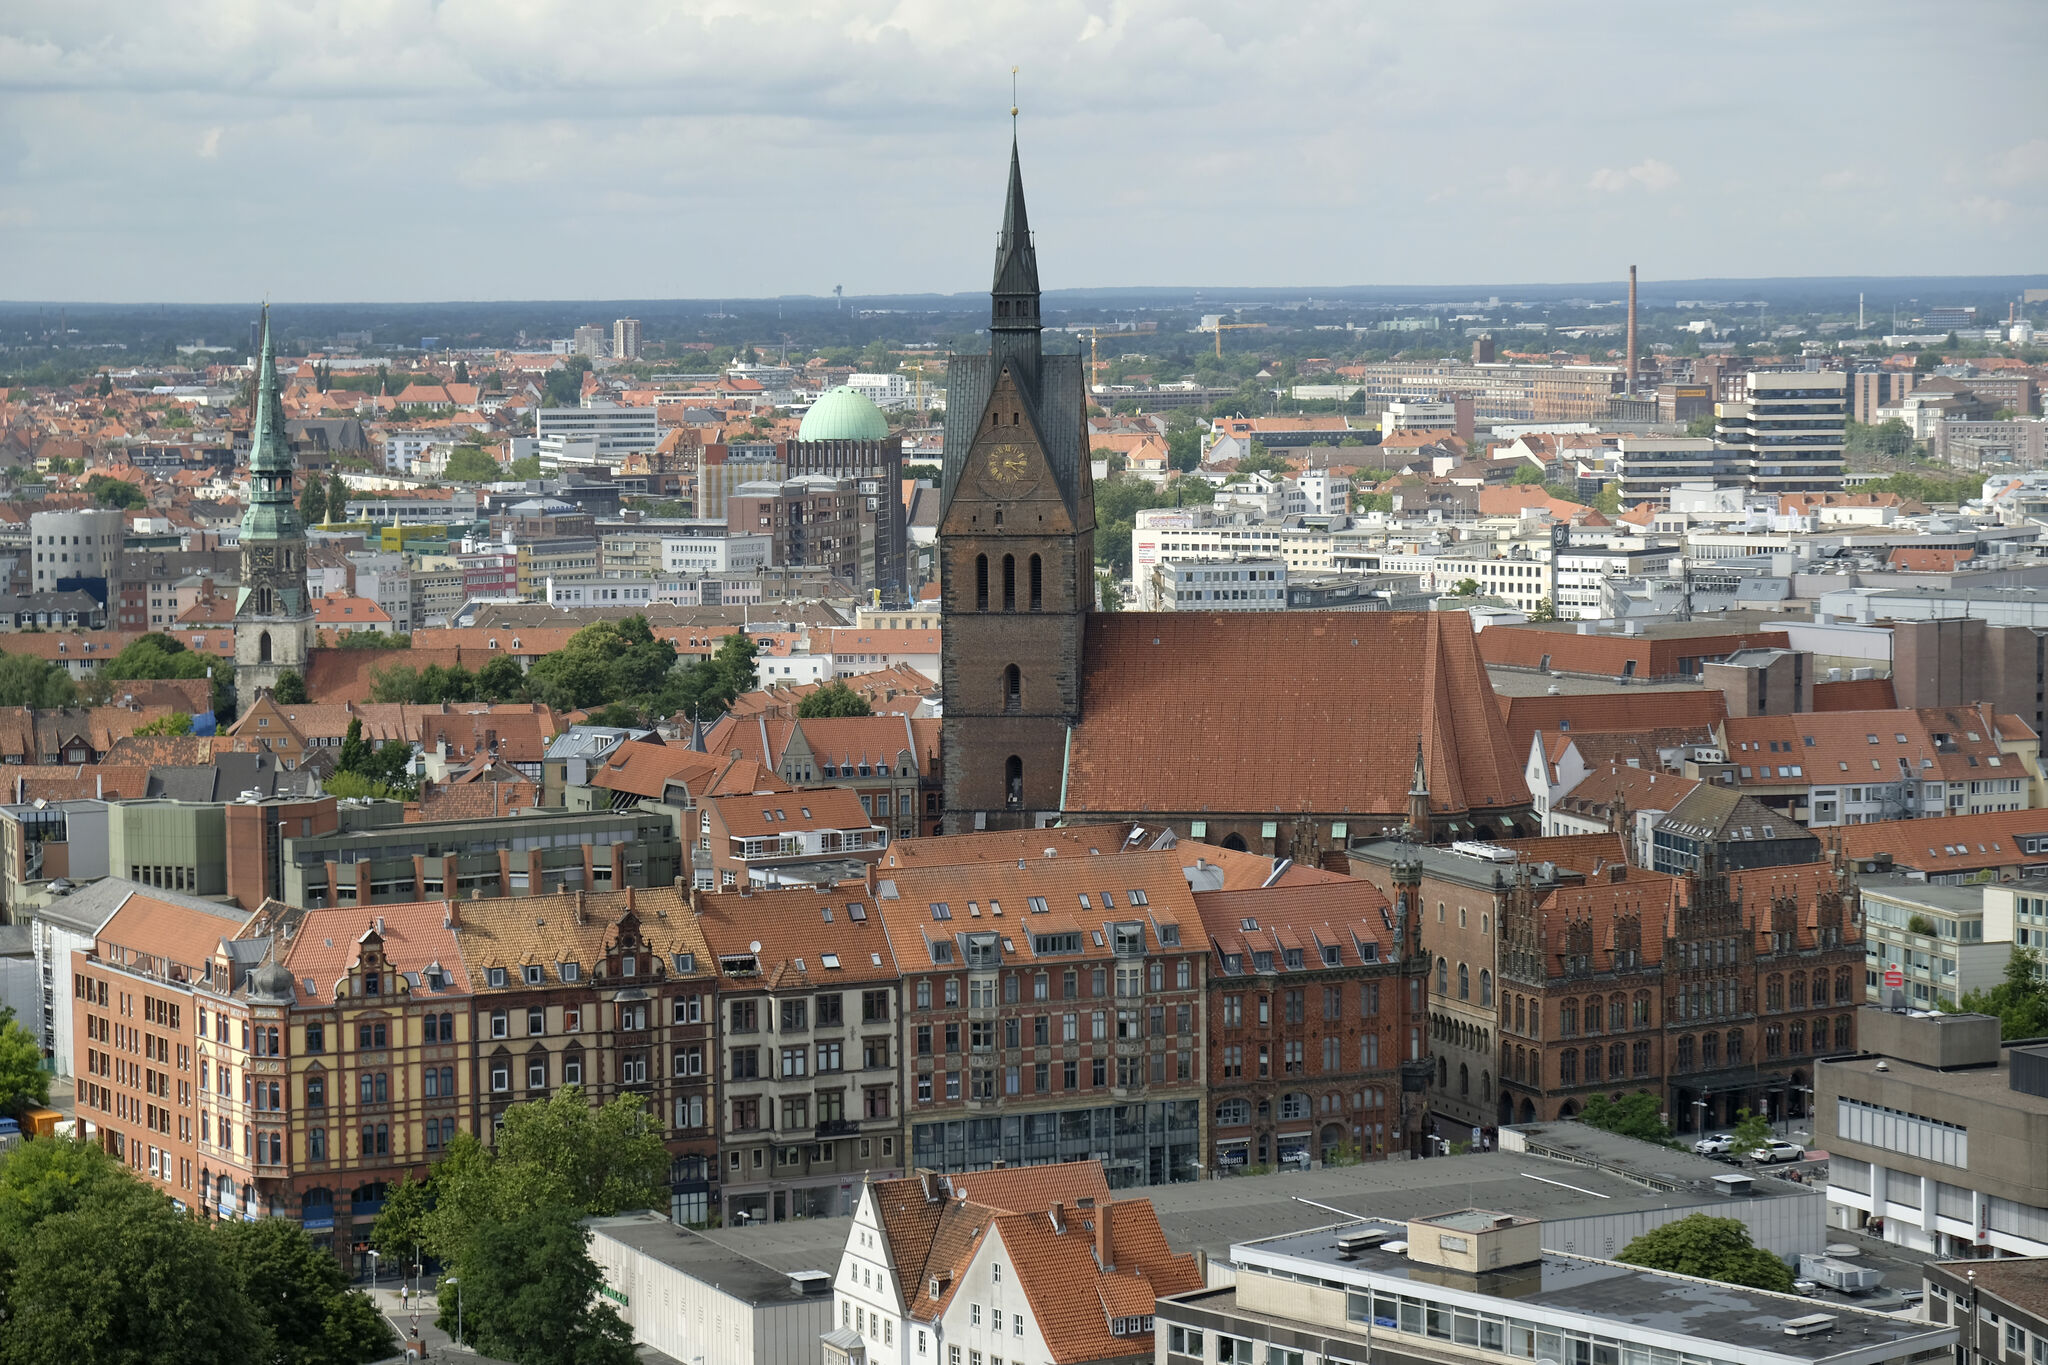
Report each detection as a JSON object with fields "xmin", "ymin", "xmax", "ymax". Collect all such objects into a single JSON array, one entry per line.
[{"xmin": 798, "ymin": 385, "xmax": 889, "ymax": 442}]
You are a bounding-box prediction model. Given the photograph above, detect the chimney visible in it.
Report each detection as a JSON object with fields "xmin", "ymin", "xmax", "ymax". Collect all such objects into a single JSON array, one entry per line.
[
  {"xmin": 1094, "ymin": 1201, "xmax": 1114, "ymax": 1272},
  {"xmin": 1625, "ymin": 265, "xmax": 1638, "ymax": 397},
  {"xmin": 443, "ymin": 898, "xmax": 459, "ymax": 930},
  {"xmin": 575, "ymin": 889, "xmax": 589, "ymax": 925},
  {"xmin": 1049, "ymin": 1201, "xmax": 1065, "ymax": 1235},
  {"xmin": 625, "ymin": 886, "xmax": 636, "ymax": 913}
]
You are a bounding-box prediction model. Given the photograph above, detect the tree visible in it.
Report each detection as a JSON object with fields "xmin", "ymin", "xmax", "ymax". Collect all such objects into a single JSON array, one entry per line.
[
  {"xmin": 0, "ymin": 654, "xmax": 78, "ymax": 708},
  {"xmin": 508, "ymin": 455, "xmax": 544, "ymax": 479},
  {"xmin": 796, "ymin": 681, "xmax": 872, "ymax": 718},
  {"xmin": 214, "ymin": 1218, "xmax": 393, "ymax": 1365},
  {"xmin": 132, "ymin": 712, "xmax": 193, "ymax": 737},
  {"xmin": 1944, "ymin": 947, "xmax": 2048, "ymax": 1039},
  {"xmin": 1235, "ymin": 443, "xmax": 1292, "ymax": 478},
  {"xmin": 1096, "ymin": 572, "xmax": 1125, "ymax": 612},
  {"xmin": 84, "ymin": 475, "xmax": 146, "ymax": 510},
  {"xmin": 1165, "ymin": 415, "xmax": 1202, "ymax": 472},
  {"xmin": 454, "ymin": 360, "xmax": 470, "ymax": 384},
  {"xmin": 1528, "ymin": 597, "xmax": 1558, "ymax": 622},
  {"xmin": 1845, "ymin": 418, "xmax": 1920, "ymax": 461},
  {"xmin": 1684, "ymin": 413, "xmax": 1717, "ymax": 438},
  {"xmin": 1509, "ymin": 463, "xmax": 1546, "ymax": 485},
  {"xmin": 272, "ymin": 671, "xmax": 309, "ymax": 705},
  {"xmin": 1452, "ymin": 578, "xmax": 1480, "ymax": 597},
  {"xmin": 1860, "ymin": 470, "xmax": 1981, "ymax": 505},
  {"xmin": 325, "ymin": 472, "xmax": 349, "ymax": 524},
  {"xmin": 96, "ymin": 374, "xmax": 112, "ymax": 398},
  {"xmin": 1727, "ymin": 1107, "xmax": 1774, "ymax": 1160},
  {"xmin": 1577, "ymin": 1092, "xmax": 1670, "ymax": 1144},
  {"xmin": 299, "ymin": 476, "xmax": 326, "ymax": 528},
  {"xmin": 443, "ymin": 446, "xmax": 503, "ymax": 482},
  {"xmin": 475, "ymin": 656, "xmax": 529, "ymax": 704},
  {"xmin": 0, "ymin": 1006, "xmax": 48, "ymax": 1121},
  {"xmin": 333, "ymin": 631, "xmax": 409, "ymax": 651},
  {"xmin": 1593, "ymin": 481, "xmax": 1623, "ymax": 515},
  {"xmin": 3, "ymin": 1197, "xmax": 259, "ymax": 1365},
  {"xmin": 1915, "ymin": 348, "xmax": 1943, "ymax": 372},
  {"xmin": 320, "ymin": 772, "xmax": 409, "ymax": 801},
  {"xmin": 443, "ymin": 1205, "xmax": 634, "ymax": 1365},
  {"xmin": 1617, "ymin": 1213, "xmax": 1793, "ymax": 1293},
  {"xmin": 337, "ymin": 717, "xmax": 372, "ymax": 776},
  {"xmin": 371, "ymin": 1171, "xmax": 436, "ymax": 1269},
  {"xmin": 542, "ymin": 357, "xmax": 593, "ymax": 408},
  {"xmin": 102, "ymin": 633, "xmax": 226, "ymax": 717}
]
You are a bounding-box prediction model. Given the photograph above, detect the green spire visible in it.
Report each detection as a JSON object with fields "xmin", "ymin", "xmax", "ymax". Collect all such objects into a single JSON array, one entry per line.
[{"xmin": 239, "ymin": 306, "xmax": 305, "ymax": 545}]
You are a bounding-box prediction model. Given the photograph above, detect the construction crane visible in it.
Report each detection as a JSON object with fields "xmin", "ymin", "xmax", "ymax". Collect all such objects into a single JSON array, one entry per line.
[
  {"xmin": 901, "ymin": 360, "xmax": 934, "ymax": 413},
  {"xmin": 1213, "ymin": 321, "xmax": 1268, "ymax": 358},
  {"xmin": 1075, "ymin": 327, "xmax": 1110, "ymax": 394}
]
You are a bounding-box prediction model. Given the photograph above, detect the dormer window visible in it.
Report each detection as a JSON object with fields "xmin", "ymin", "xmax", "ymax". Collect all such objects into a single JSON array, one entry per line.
[
  {"xmin": 487, "ymin": 967, "xmax": 507, "ymax": 988},
  {"xmin": 524, "ymin": 964, "xmax": 543, "ymax": 986},
  {"xmin": 621, "ymin": 954, "xmax": 636, "ymax": 976},
  {"xmin": 363, "ymin": 972, "xmax": 380, "ymax": 996}
]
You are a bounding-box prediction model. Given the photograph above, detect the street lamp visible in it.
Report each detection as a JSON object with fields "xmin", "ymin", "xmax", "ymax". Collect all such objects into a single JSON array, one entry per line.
[
  {"xmin": 445, "ymin": 1275, "xmax": 463, "ymax": 1349},
  {"xmin": 367, "ymin": 1249, "xmax": 379, "ymax": 1294},
  {"xmin": 1692, "ymin": 1095, "xmax": 1708, "ymax": 1135}
]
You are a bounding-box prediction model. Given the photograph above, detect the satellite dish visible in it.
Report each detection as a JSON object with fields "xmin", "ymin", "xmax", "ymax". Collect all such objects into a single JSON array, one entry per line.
[{"xmin": 750, "ymin": 941, "xmax": 762, "ymax": 954}]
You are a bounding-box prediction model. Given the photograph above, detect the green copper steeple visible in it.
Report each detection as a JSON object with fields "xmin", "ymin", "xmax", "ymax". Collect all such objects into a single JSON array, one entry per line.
[{"xmin": 236, "ymin": 307, "xmax": 310, "ymax": 617}]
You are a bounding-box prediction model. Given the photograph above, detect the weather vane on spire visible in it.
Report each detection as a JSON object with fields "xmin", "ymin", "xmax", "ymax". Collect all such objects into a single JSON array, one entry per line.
[{"xmin": 1010, "ymin": 65, "xmax": 1019, "ymax": 122}]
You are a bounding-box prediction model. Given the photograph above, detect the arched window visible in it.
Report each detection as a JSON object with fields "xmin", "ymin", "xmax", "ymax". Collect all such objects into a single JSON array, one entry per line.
[
  {"xmin": 1436, "ymin": 958, "xmax": 1448, "ymax": 994},
  {"xmin": 1437, "ymin": 1055, "xmax": 1448, "ymax": 1087},
  {"xmin": 1479, "ymin": 969, "xmax": 1493, "ymax": 1007},
  {"xmin": 1029, "ymin": 554, "xmax": 1043, "ymax": 611},
  {"xmin": 1514, "ymin": 995, "xmax": 1525, "ymax": 1033},
  {"xmin": 1004, "ymin": 755, "xmax": 1023, "ymax": 809},
  {"xmin": 1003, "ymin": 665, "xmax": 1021, "ymax": 713},
  {"xmin": 1458, "ymin": 1063, "xmax": 1470, "ymax": 1096},
  {"xmin": 258, "ymin": 631, "xmax": 272, "ymax": 663},
  {"xmin": 1215, "ymin": 1098, "xmax": 1249, "ymax": 1126},
  {"xmin": 1457, "ymin": 964, "xmax": 1470, "ymax": 1001},
  {"xmin": 1726, "ymin": 1029, "xmax": 1745, "ymax": 1065},
  {"xmin": 1609, "ymin": 995, "xmax": 1625, "ymax": 1032},
  {"xmin": 975, "ymin": 555, "xmax": 989, "ymax": 612},
  {"xmin": 1002, "ymin": 555, "xmax": 1016, "ymax": 612}
]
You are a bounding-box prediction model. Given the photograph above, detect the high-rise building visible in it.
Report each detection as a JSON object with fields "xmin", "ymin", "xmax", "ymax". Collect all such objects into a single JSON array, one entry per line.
[
  {"xmin": 1713, "ymin": 369, "xmax": 1847, "ymax": 497},
  {"xmin": 233, "ymin": 309, "xmax": 316, "ymax": 697},
  {"xmin": 613, "ymin": 317, "xmax": 642, "ymax": 360},
  {"xmin": 572, "ymin": 324, "xmax": 606, "ymax": 358}
]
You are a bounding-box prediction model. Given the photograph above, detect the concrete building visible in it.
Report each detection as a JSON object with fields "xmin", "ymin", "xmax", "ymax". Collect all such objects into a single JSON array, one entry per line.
[
  {"xmin": 1151, "ymin": 558, "xmax": 1288, "ymax": 610},
  {"xmin": 1156, "ymin": 1205, "xmax": 1949, "ymax": 1365},
  {"xmin": 1614, "ymin": 437, "xmax": 1732, "ymax": 507},
  {"xmin": 587, "ymin": 1211, "xmax": 838, "ymax": 1365},
  {"xmin": 1921, "ymin": 1258, "xmax": 2048, "ymax": 1365},
  {"xmin": 1715, "ymin": 370, "xmax": 1848, "ymax": 497},
  {"xmin": 1857, "ymin": 876, "xmax": 2004, "ymax": 1010},
  {"xmin": 612, "ymin": 318, "xmax": 642, "ymax": 361},
  {"xmin": 1818, "ymin": 1007, "xmax": 2048, "ymax": 1257},
  {"xmin": 29, "ymin": 507, "xmax": 126, "ymax": 604},
  {"xmin": 534, "ymin": 402, "xmax": 659, "ymax": 459}
]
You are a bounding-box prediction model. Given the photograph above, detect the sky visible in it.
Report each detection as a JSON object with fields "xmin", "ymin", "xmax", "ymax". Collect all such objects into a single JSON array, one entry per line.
[{"xmin": 2, "ymin": 0, "xmax": 2044, "ymax": 303}]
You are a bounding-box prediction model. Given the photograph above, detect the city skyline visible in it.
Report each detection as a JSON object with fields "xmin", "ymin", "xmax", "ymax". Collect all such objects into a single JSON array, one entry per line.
[{"xmin": 3, "ymin": 0, "xmax": 2043, "ymax": 303}]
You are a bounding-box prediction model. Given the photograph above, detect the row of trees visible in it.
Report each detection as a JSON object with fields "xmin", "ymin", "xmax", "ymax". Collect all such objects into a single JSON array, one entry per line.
[
  {"xmin": 298, "ymin": 472, "xmax": 351, "ymax": 526},
  {"xmin": 0, "ymin": 632, "xmax": 233, "ymax": 717},
  {"xmin": 1943, "ymin": 947, "xmax": 2048, "ymax": 1038},
  {"xmin": 370, "ymin": 1088, "xmax": 662, "ymax": 1365},
  {"xmin": 0, "ymin": 1138, "xmax": 392, "ymax": 1365}
]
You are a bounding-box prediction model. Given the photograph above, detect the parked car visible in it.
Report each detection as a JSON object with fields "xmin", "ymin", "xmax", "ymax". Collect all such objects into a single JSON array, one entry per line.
[
  {"xmin": 1756, "ymin": 1140, "xmax": 1807, "ymax": 1164},
  {"xmin": 1692, "ymin": 1133, "xmax": 1735, "ymax": 1156}
]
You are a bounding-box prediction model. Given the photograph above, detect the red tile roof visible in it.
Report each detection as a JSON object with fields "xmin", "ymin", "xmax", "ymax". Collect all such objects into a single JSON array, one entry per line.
[
  {"xmin": 1833, "ymin": 810, "xmax": 2048, "ymax": 876},
  {"xmin": 96, "ymin": 892, "xmax": 252, "ymax": 974},
  {"xmin": 1812, "ymin": 677, "xmax": 1897, "ymax": 711},
  {"xmin": 1479, "ymin": 627, "xmax": 1790, "ymax": 679},
  {"xmin": 275, "ymin": 900, "xmax": 470, "ymax": 1006},
  {"xmin": 1499, "ymin": 690, "xmax": 1727, "ymax": 758},
  {"xmin": 1066, "ymin": 612, "xmax": 1527, "ymax": 821}
]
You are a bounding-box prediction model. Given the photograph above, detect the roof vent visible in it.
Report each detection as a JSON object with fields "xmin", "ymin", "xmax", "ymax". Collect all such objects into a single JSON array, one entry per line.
[
  {"xmin": 1782, "ymin": 1314, "xmax": 1837, "ymax": 1338},
  {"xmin": 787, "ymin": 1270, "xmax": 831, "ymax": 1297},
  {"xmin": 1335, "ymin": 1229, "xmax": 1388, "ymax": 1259}
]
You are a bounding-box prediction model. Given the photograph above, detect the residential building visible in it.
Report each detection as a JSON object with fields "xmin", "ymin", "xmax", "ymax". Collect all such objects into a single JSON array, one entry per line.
[
  {"xmin": 868, "ymin": 848, "xmax": 1208, "ymax": 1186},
  {"xmin": 1836, "ymin": 809, "xmax": 2048, "ymax": 883},
  {"xmin": 838, "ymin": 1160, "xmax": 1202, "ymax": 1365},
  {"xmin": 1154, "ymin": 1207, "xmax": 1952, "ymax": 1365},
  {"xmin": 1613, "ymin": 437, "xmax": 1730, "ymax": 507},
  {"xmin": 1718, "ymin": 704, "xmax": 2042, "ymax": 827},
  {"xmin": 697, "ymin": 889, "xmax": 904, "ymax": 1224},
  {"xmin": 1646, "ymin": 782, "xmax": 1822, "ymax": 875},
  {"xmin": 702, "ymin": 712, "xmax": 942, "ymax": 840},
  {"xmin": 1818, "ymin": 1007, "xmax": 2048, "ymax": 1257},
  {"xmin": 1197, "ymin": 875, "xmax": 1430, "ymax": 1171},
  {"xmin": 1551, "ymin": 534, "xmax": 1679, "ymax": 620},
  {"xmin": 1857, "ymin": 875, "xmax": 2003, "ymax": 1009},
  {"xmin": 70, "ymin": 890, "xmax": 265, "ymax": 1218},
  {"xmin": 276, "ymin": 802, "xmax": 685, "ymax": 908},
  {"xmin": 691, "ymin": 787, "xmax": 888, "ymax": 890},
  {"xmin": 729, "ymin": 476, "xmax": 881, "ymax": 595},
  {"xmin": 613, "ymin": 318, "xmax": 642, "ymax": 361}
]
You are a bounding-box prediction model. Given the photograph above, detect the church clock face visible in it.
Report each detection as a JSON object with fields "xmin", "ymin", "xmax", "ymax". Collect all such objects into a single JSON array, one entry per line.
[{"xmin": 979, "ymin": 443, "xmax": 1035, "ymax": 495}]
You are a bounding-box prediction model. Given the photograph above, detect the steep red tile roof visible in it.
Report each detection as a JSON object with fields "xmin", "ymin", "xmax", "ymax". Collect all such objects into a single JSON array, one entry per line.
[
  {"xmin": 1499, "ymin": 690, "xmax": 1727, "ymax": 758},
  {"xmin": 694, "ymin": 886, "xmax": 900, "ymax": 986},
  {"xmin": 1194, "ymin": 879, "xmax": 1396, "ymax": 970},
  {"xmin": 1833, "ymin": 810, "xmax": 2048, "ymax": 876},
  {"xmin": 96, "ymin": 893, "xmax": 252, "ymax": 973},
  {"xmin": 275, "ymin": 900, "xmax": 471, "ymax": 1006},
  {"xmin": 699, "ymin": 785, "xmax": 873, "ymax": 841},
  {"xmin": 1492, "ymin": 830, "xmax": 1635, "ymax": 875},
  {"xmin": 1066, "ymin": 612, "xmax": 1526, "ymax": 821},
  {"xmin": 1722, "ymin": 704, "xmax": 2032, "ymax": 788}
]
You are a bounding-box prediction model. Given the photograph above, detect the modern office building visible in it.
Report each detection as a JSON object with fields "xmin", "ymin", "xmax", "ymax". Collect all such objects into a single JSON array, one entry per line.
[
  {"xmin": 1154, "ymin": 1208, "xmax": 1951, "ymax": 1365},
  {"xmin": 1151, "ymin": 558, "xmax": 1289, "ymax": 611},
  {"xmin": 1715, "ymin": 370, "xmax": 1848, "ymax": 498},
  {"xmin": 534, "ymin": 401, "xmax": 660, "ymax": 459},
  {"xmin": 1614, "ymin": 437, "xmax": 1731, "ymax": 506},
  {"xmin": 1817, "ymin": 1007, "xmax": 2048, "ymax": 1257},
  {"xmin": 29, "ymin": 507, "xmax": 126, "ymax": 604}
]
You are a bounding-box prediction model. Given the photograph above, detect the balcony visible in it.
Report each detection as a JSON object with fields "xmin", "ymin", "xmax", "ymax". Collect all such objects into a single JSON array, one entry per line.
[{"xmin": 816, "ymin": 1118, "xmax": 860, "ymax": 1139}]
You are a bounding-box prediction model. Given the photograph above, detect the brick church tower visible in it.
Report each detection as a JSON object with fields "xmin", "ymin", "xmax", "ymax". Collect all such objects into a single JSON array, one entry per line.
[
  {"xmin": 938, "ymin": 136, "xmax": 1095, "ymax": 832},
  {"xmin": 233, "ymin": 308, "xmax": 316, "ymax": 698}
]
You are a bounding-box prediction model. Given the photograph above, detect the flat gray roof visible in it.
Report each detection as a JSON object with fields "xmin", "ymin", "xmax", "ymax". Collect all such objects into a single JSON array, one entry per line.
[
  {"xmin": 1231, "ymin": 1219, "xmax": 1945, "ymax": 1362},
  {"xmin": 587, "ymin": 1211, "xmax": 841, "ymax": 1308},
  {"xmin": 1856, "ymin": 875, "xmax": 1987, "ymax": 913},
  {"xmin": 1503, "ymin": 1121, "xmax": 1811, "ymax": 1193}
]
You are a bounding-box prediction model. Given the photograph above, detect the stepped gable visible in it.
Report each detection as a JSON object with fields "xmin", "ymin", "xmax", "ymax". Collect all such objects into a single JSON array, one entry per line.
[{"xmin": 1064, "ymin": 611, "xmax": 1525, "ymax": 821}]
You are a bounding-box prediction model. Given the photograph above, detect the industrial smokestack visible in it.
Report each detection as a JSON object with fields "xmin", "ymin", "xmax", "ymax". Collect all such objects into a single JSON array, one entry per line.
[{"xmin": 1625, "ymin": 265, "xmax": 1638, "ymax": 397}]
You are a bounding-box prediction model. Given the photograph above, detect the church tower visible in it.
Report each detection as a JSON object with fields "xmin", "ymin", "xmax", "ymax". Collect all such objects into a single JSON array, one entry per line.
[
  {"xmin": 233, "ymin": 309, "xmax": 315, "ymax": 698},
  {"xmin": 937, "ymin": 136, "xmax": 1095, "ymax": 831}
]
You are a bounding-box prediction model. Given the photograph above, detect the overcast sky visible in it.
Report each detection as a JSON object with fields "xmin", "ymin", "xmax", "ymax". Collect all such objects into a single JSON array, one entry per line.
[{"xmin": 3, "ymin": 0, "xmax": 2042, "ymax": 303}]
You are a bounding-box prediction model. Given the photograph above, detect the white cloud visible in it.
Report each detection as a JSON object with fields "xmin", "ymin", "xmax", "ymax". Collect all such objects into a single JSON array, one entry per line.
[
  {"xmin": 1588, "ymin": 167, "xmax": 1629, "ymax": 193},
  {"xmin": 1627, "ymin": 158, "xmax": 1679, "ymax": 193},
  {"xmin": 1990, "ymin": 138, "xmax": 2048, "ymax": 188},
  {"xmin": 198, "ymin": 126, "xmax": 221, "ymax": 158}
]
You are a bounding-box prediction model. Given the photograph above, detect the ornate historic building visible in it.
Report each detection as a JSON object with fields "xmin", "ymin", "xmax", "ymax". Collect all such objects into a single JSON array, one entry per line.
[{"xmin": 234, "ymin": 309, "xmax": 316, "ymax": 698}]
